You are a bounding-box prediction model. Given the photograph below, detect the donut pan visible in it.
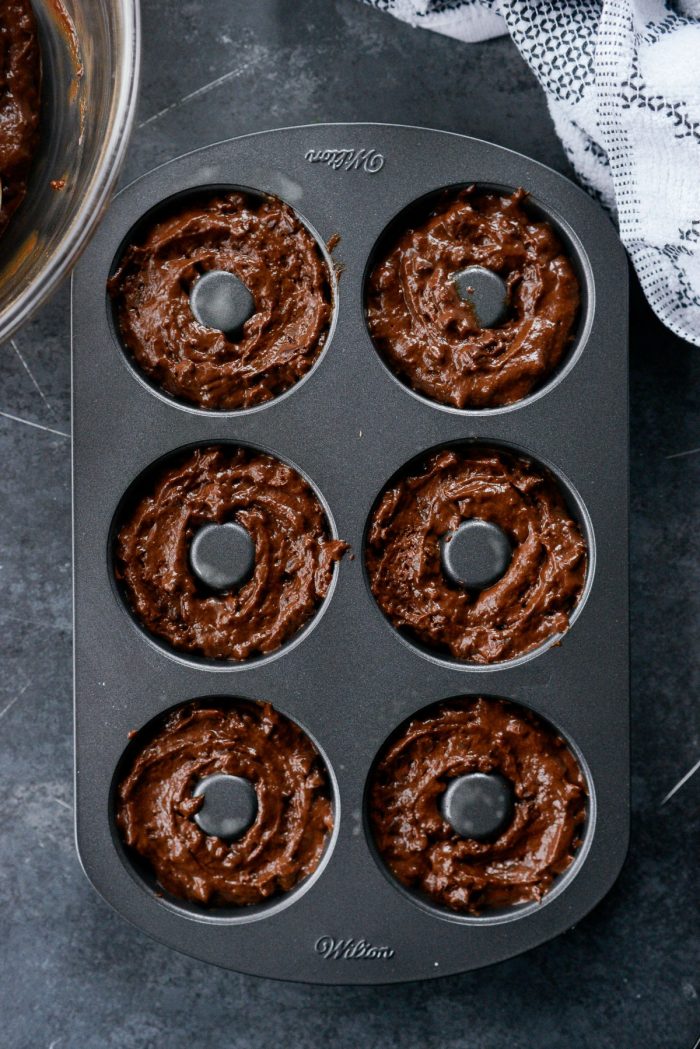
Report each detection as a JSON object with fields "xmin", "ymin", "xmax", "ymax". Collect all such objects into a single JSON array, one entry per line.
[{"xmin": 72, "ymin": 123, "xmax": 629, "ymax": 984}]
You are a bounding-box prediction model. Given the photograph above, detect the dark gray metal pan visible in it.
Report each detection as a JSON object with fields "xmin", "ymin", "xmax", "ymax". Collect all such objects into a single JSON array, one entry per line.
[{"xmin": 72, "ymin": 123, "xmax": 628, "ymax": 984}]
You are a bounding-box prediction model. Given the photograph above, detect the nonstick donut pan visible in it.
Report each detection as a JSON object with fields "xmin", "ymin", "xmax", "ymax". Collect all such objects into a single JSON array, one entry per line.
[{"xmin": 72, "ymin": 123, "xmax": 629, "ymax": 984}]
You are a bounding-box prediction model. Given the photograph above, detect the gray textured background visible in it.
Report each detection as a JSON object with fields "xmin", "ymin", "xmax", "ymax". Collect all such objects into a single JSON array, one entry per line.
[{"xmin": 1, "ymin": 1, "xmax": 699, "ymax": 1046}]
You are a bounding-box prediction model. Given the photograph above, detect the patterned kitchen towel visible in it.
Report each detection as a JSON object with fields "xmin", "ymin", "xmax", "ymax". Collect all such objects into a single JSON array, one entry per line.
[{"xmin": 361, "ymin": 0, "xmax": 700, "ymax": 346}]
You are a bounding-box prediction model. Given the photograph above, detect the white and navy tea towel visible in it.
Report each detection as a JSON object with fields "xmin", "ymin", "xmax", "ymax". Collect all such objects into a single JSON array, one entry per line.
[{"xmin": 361, "ymin": 0, "xmax": 700, "ymax": 347}]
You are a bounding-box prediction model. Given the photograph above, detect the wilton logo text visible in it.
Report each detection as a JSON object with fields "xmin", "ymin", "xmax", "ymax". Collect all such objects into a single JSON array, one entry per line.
[
  {"xmin": 304, "ymin": 148, "xmax": 385, "ymax": 173},
  {"xmin": 315, "ymin": 936, "xmax": 395, "ymax": 960}
]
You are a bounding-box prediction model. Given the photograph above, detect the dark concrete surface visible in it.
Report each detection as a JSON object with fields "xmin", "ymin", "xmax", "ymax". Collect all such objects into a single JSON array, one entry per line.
[{"xmin": 1, "ymin": 1, "xmax": 698, "ymax": 1046}]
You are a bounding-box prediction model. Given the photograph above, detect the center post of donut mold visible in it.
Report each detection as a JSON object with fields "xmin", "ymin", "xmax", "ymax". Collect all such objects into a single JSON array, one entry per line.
[
  {"xmin": 193, "ymin": 774, "xmax": 259, "ymax": 841},
  {"xmin": 189, "ymin": 270, "xmax": 255, "ymax": 337},
  {"xmin": 189, "ymin": 522, "xmax": 256, "ymax": 591},
  {"xmin": 440, "ymin": 519, "xmax": 513, "ymax": 590},
  {"xmin": 440, "ymin": 772, "xmax": 515, "ymax": 840},
  {"xmin": 450, "ymin": 265, "xmax": 509, "ymax": 329}
]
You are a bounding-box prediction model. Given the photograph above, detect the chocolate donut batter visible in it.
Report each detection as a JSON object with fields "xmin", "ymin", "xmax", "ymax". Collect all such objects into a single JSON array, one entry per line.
[
  {"xmin": 116, "ymin": 446, "xmax": 346, "ymax": 660},
  {"xmin": 109, "ymin": 192, "xmax": 332, "ymax": 410},
  {"xmin": 116, "ymin": 701, "xmax": 334, "ymax": 907},
  {"xmin": 369, "ymin": 697, "xmax": 587, "ymax": 914},
  {"xmin": 0, "ymin": 0, "xmax": 41, "ymax": 237},
  {"xmin": 366, "ymin": 187, "xmax": 580, "ymax": 409},
  {"xmin": 366, "ymin": 446, "xmax": 586, "ymax": 664}
]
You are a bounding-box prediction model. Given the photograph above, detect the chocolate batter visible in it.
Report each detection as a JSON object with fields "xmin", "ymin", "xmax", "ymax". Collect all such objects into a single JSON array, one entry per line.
[
  {"xmin": 0, "ymin": 0, "xmax": 41, "ymax": 237},
  {"xmin": 369, "ymin": 697, "xmax": 587, "ymax": 914},
  {"xmin": 115, "ymin": 446, "xmax": 346, "ymax": 660},
  {"xmin": 109, "ymin": 192, "xmax": 332, "ymax": 410},
  {"xmin": 366, "ymin": 446, "xmax": 586, "ymax": 664},
  {"xmin": 366, "ymin": 187, "xmax": 580, "ymax": 409},
  {"xmin": 116, "ymin": 700, "xmax": 334, "ymax": 907}
]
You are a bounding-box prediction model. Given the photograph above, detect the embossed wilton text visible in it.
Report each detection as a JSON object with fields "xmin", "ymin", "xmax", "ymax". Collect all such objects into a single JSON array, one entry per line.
[
  {"xmin": 315, "ymin": 936, "xmax": 395, "ymax": 960},
  {"xmin": 304, "ymin": 148, "xmax": 384, "ymax": 173}
]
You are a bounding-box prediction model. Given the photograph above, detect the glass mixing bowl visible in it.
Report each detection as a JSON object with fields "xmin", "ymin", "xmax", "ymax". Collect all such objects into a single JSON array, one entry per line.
[{"xmin": 0, "ymin": 0, "xmax": 140, "ymax": 343}]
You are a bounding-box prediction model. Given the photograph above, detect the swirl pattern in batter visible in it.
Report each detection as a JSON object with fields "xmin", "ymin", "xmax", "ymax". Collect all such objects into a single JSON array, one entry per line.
[
  {"xmin": 369, "ymin": 697, "xmax": 587, "ymax": 914},
  {"xmin": 366, "ymin": 187, "xmax": 580, "ymax": 409},
  {"xmin": 116, "ymin": 700, "xmax": 334, "ymax": 907},
  {"xmin": 115, "ymin": 445, "xmax": 346, "ymax": 660},
  {"xmin": 365, "ymin": 446, "xmax": 587, "ymax": 664},
  {"xmin": 109, "ymin": 192, "xmax": 333, "ymax": 410}
]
